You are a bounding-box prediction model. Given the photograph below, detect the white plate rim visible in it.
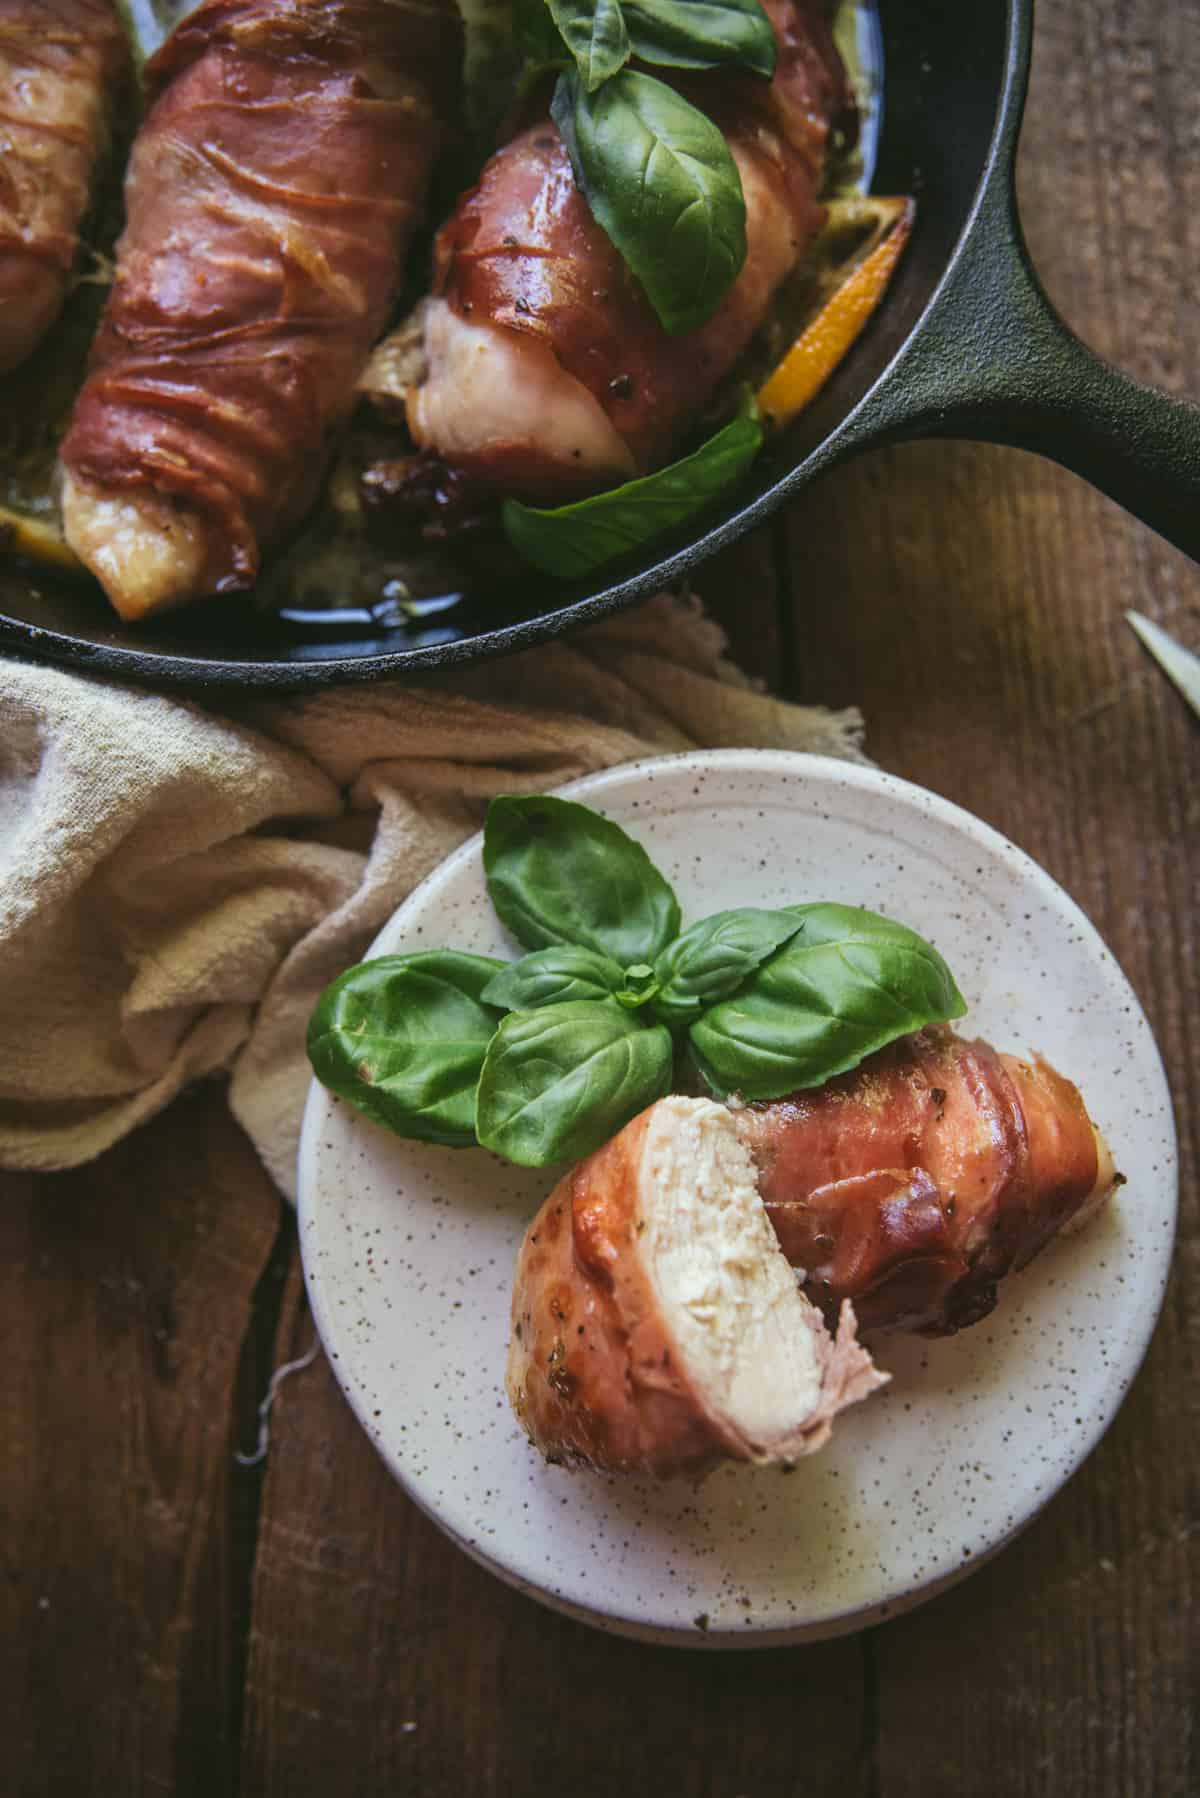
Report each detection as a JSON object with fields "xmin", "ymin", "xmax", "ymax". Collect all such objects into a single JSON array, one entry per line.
[{"xmin": 298, "ymin": 748, "xmax": 1178, "ymax": 1648}]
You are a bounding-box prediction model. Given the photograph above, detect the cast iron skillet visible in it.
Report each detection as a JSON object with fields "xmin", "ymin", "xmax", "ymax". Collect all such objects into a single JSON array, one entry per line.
[{"xmin": 1, "ymin": 0, "xmax": 1197, "ymax": 690}]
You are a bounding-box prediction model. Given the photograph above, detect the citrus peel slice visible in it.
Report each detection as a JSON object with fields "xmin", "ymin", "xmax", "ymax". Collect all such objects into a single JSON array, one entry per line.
[{"xmin": 757, "ymin": 195, "xmax": 915, "ymax": 429}]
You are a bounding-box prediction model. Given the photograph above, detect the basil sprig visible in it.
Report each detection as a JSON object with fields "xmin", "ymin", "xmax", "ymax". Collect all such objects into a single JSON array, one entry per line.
[
  {"xmin": 484, "ymin": 794, "xmax": 681, "ymax": 965},
  {"xmin": 512, "ymin": 0, "xmax": 774, "ymax": 334},
  {"xmin": 652, "ymin": 906, "xmax": 803, "ymax": 1025},
  {"xmin": 476, "ymin": 1000, "xmax": 674, "ymax": 1165},
  {"xmin": 306, "ymin": 952, "xmax": 505, "ymax": 1146},
  {"xmin": 690, "ymin": 904, "xmax": 968, "ymax": 1100},
  {"xmin": 553, "ymin": 66, "xmax": 747, "ymax": 337},
  {"xmin": 622, "ymin": 0, "xmax": 777, "ymax": 77},
  {"xmin": 307, "ymin": 798, "xmax": 971, "ymax": 1169},
  {"xmin": 536, "ymin": 0, "xmax": 776, "ymax": 83},
  {"xmin": 548, "ymin": 0, "xmax": 630, "ymax": 88},
  {"xmin": 482, "ymin": 944, "xmax": 625, "ymax": 1011},
  {"xmin": 502, "ymin": 406, "xmax": 763, "ymax": 577}
]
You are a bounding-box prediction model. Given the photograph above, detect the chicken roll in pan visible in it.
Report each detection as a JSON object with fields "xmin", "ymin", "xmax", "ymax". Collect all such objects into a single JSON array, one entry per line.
[
  {"xmin": 509, "ymin": 1031, "xmax": 1117, "ymax": 1476},
  {"xmin": 0, "ymin": 0, "xmax": 127, "ymax": 374},
  {"xmin": 372, "ymin": 0, "xmax": 854, "ymax": 510},
  {"xmin": 58, "ymin": 0, "xmax": 461, "ymax": 620}
]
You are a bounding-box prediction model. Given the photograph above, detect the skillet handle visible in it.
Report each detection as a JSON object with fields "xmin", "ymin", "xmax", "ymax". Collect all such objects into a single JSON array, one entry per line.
[{"xmin": 842, "ymin": 185, "xmax": 1200, "ymax": 562}]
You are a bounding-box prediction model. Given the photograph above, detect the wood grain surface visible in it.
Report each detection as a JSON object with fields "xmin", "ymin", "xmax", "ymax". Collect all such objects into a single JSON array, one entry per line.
[{"xmin": 4, "ymin": 1, "xmax": 1197, "ymax": 1794}]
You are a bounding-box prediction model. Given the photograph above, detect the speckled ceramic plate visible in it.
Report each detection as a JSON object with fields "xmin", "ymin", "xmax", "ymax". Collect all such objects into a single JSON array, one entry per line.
[{"xmin": 297, "ymin": 751, "xmax": 1177, "ymax": 1647}]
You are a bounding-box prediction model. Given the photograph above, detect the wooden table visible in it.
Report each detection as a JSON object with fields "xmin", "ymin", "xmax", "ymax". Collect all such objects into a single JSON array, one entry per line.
[{"xmin": 5, "ymin": 3, "xmax": 1197, "ymax": 1792}]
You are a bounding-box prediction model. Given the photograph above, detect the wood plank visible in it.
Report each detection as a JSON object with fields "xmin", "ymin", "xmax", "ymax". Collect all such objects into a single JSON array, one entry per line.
[
  {"xmin": 241, "ymin": 1257, "xmax": 869, "ymax": 1796},
  {"xmin": 1018, "ymin": 0, "xmax": 1200, "ymax": 401},
  {"xmin": 1, "ymin": 1088, "xmax": 282, "ymax": 1798},
  {"xmin": 691, "ymin": 530, "xmax": 784, "ymax": 686}
]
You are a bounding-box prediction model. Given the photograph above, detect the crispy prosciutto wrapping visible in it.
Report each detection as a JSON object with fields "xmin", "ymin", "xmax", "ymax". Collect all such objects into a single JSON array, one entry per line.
[
  {"xmin": 509, "ymin": 1032, "xmax": 1115, "ymax": 1476},
  {"xmin": 507, "ymin": 1096, "xmax": 885, "ymax": 1478},
  {"xmin": 734, "ymin": 1027, "xmax": 1118, "ymax": 1337},
  {"xmin": 401, "ymin": 0, "xmax": 853, "ymax": 502},
  {"xmin": 0, "ymin": 0, "xmax": 126, "ymax": 373},
  {"xmin": 59, "ymin": 0, "xmax": 460, "ymax": 619}
]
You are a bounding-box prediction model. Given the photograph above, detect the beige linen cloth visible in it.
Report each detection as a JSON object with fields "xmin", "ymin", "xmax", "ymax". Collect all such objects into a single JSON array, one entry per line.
[{"xmin": 0, "ymin": 594, "xmax": 865, "ymax": 1199}]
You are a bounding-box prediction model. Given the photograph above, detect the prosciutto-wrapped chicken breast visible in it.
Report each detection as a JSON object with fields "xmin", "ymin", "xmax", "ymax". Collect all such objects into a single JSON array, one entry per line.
[
  {"xmin": 507, "ymin": 1095, "xmax": 886, "ymax": 1478},
  {"xmin": 734, "ymin": 1026, "xmax": 1118, "ymax": 1336},
  {"xmin": 0, "ymin": 0, "xmax": 126, "ymax": 373},
  {"xmin": 392, "ymin": 0, "xmax": 852, "ymax": 504},
  {"xmin": 59, "ymin": 0, "xmax": 460, "ymax": 619},
  {"xmin": 509, "ymin": 1029, "xmax": 1116, "ymax": 1475}
]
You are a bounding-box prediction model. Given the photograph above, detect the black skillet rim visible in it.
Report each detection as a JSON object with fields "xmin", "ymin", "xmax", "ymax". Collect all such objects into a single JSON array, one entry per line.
[{"xmin": 0, "ymin": 0, "xmax": 1027, "ymax": 692}]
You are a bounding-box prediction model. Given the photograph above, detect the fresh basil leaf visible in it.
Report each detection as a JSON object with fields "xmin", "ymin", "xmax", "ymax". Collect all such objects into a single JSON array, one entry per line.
[
  {"xmin": 514, "ymin": 0, "xmax": 570, "ymax": 67},
  {"xmin": 552, "ymin": 66, "xmax": 747, "ymax": 335},
  {"xmin": 484, "ymin": 795, "xmax": 681, "ymax": 965},
  {"xmin": 482, "ymin": 944, "xmax": 625, "ymax": 1011},
  {"xmin": 622, "ymin": 0, "xmax": 776, "ymax": 78},
  {"xmin": 653, "ymin": 907, "xmax": 803, "ymax": 1026},
  {"xmin": 475, "ymin": 1000, "xmax": 673, "ymax": 1166},
  {"xmin": 502, "ymin": 409, "xmax": 763, "ymax": 577},
  {"xmin": 307, "ymin": 952, "xmax": 506, "ymax": 1146},
  {"xmin": 548, "ymin": 0, "xmax": 630, "ymax": 89},
  {"xmin": 690, "ymin": 904, "xmax": 968, "ymax": 1100},
  {"xmin": 615, "ymin": 962, "xmax": 660, "ymax": 1008}
]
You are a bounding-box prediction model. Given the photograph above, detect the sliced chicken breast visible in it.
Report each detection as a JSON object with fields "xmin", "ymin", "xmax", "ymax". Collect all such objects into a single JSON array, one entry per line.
[{"xmin": 507, "ymin": 1095, "xmax": 885, "ymax": 1478}]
